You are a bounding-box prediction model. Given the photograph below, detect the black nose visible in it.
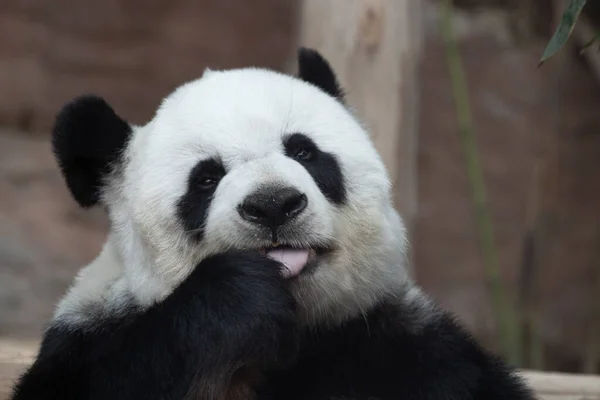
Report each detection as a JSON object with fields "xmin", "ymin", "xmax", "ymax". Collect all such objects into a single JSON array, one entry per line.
[{"xmin": 238, "ymin": 187, "xmax": 308, "ymax": 228}]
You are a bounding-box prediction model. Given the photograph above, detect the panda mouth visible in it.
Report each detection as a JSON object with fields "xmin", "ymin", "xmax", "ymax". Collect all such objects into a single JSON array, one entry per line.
[{"xmin": 258, "ymin": 244, "xmax": 327, "ymax": 278}]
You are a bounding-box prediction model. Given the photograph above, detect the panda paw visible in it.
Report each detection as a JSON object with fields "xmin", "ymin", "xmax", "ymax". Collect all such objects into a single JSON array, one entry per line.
[{"xmin": 181, "ymin": 250, "xmax": 299, "ymax": 368}]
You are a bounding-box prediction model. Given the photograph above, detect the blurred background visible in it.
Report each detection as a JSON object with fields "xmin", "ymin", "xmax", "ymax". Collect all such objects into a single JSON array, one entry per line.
[{"xmin": 1, "ymin": 0, "xmax": 600, "ymax": 375}]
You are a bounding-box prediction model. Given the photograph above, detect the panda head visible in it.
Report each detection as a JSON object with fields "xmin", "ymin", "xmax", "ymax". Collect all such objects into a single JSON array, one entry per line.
[{"xmin": 53, "ymin": 48, "xmax": 409, "ymax": 327}]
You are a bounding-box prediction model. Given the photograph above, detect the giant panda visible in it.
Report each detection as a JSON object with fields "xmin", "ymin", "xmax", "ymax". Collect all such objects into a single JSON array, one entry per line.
[{"xmin": 11, "ymin": 48, "xmax": 534, "ymax": 400}]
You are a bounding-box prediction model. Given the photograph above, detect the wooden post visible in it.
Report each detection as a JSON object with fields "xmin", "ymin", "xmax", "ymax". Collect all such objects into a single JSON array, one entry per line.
[{"xmin": 296, "ymin": 0, "xmax": 423, "ymax": 272}]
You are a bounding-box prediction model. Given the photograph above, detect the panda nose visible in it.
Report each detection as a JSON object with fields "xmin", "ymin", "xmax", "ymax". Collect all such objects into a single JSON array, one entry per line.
[{"xmin": 238, "ymin": 187, "xmax": 308, "ymax": 228}]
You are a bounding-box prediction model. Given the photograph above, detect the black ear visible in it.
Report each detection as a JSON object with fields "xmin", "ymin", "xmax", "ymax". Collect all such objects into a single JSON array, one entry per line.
[
  {"xmin": 297, "ymin": 47, "xmax": 344, "ymax": 101},
  {"xmin": 52, "ymin": 95, "xmax": 132, "ymax": 208}
]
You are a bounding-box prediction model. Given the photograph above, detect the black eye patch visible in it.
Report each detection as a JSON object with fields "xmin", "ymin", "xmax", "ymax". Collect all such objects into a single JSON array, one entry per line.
[
  {"xmin": 283, "ymin": 133, "xmax": 346, "ymax": 205},
  {"xmin": 177, "ymin": 158, "xmax": 226, "ymax": 241}
]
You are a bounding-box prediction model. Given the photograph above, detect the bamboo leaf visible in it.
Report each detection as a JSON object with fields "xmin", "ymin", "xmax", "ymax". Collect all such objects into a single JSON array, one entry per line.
[{"xmin": 539, "ymin": 0, "xmax": 587, "ymax": 66}]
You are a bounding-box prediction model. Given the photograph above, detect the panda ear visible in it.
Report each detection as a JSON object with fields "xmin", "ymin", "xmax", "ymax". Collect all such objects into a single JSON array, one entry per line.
[
  {"xmin": 297, "ymin": 47, "xmax": 344, "ymax": 101},
  {"xmin": 52, "ymin": 95, "xmax": 132, "ymax": 208}
]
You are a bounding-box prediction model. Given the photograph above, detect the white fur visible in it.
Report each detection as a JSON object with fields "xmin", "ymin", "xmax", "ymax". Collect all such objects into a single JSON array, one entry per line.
[{"xmin": 55, "ymin": 67, "xmax": 413, "ymax": 328}]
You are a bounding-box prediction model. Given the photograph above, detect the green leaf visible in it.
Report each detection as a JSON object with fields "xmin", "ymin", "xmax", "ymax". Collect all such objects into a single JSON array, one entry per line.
[{"xmin": 538, "ymin": 0, "xmax": 587, "ymax": 66}]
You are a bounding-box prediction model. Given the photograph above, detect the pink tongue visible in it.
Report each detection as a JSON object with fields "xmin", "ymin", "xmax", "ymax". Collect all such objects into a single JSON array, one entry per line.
[{"xmin": 265, "ymin": 248, "xmax": 309, "ymax": 278}]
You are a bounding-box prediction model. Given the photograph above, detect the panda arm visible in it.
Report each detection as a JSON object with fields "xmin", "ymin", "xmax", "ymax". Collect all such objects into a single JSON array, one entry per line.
[
  {"xmin": 379, "ymin": 310, "xmax": 536, "ymax": 399},
  {"xmin": 11, "ymin": 251, "xmax": 298, "ymax": 400},
  {"xmin": 259, "ymin": 302, "xmax": 534, "ymax": 400}
]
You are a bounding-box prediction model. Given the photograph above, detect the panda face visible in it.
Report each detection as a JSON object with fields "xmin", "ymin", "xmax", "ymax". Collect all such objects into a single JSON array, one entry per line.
[{"xmin": 53, "ymin": 49, "xmax": 409, "ymax": 326}]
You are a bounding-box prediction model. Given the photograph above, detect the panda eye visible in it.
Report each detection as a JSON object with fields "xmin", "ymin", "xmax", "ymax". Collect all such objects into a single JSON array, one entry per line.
[
  {"xmin": 284, "ymin": 133, "xmax": 318, "ymax": 162},
  {"xmin": 187, "ymin": 158, "xmax": 226, "ymax": 193},
  {"xmin": 293, "ymin": 147, "xmax": 313, "ymax": 161},
  {"xmin": 198, "ymin": 176, "xmax": 219, "ymax": 189}
]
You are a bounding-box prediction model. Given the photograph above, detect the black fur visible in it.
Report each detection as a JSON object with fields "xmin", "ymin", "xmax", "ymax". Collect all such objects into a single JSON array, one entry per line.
[
  {"xmin": 12, "ymin": 251, "xmax": 534, "ymax": 399},
  {"xmin": 297, "ymin": 47, "xmax": 344, "ymax": 101},
  {"xmin": 259, "ymin": 303, "xmax": 535, "ymax": 399},
  {"xmin": 283, "ymin": 133, "xmax": 346, "ymax": 205},
  {"xmin": 11, "ymin": 251, "xmax": 298, "ymax": 400},
  {"xmin": 52, "ymin": 95, "xmax": 132, "ymax": 208},
  {"xmin": 177, "ymin": 158, "xmax": 226, "ymax": 241}
]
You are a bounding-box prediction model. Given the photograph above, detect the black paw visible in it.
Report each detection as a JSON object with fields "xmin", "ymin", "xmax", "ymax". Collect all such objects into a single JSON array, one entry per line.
[{"xmin": 181, "ymin": 250, "xmax": 299, "ymax": 367}]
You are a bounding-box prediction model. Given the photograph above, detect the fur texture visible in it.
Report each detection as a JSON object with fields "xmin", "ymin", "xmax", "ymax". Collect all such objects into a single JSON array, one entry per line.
[{"xmin": 11, "ymin": 48, "xmax": 534, "ymax": 400}]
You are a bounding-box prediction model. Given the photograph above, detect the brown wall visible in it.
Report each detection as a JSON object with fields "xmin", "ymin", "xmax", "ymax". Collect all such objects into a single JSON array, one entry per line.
[
  {"xmin": 0, "ymin": 0, "xmax": 298, "ymax": 131},
  {"xmin": 416, "ymin": 15, "xmax": 600, "ymax": 371}
]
